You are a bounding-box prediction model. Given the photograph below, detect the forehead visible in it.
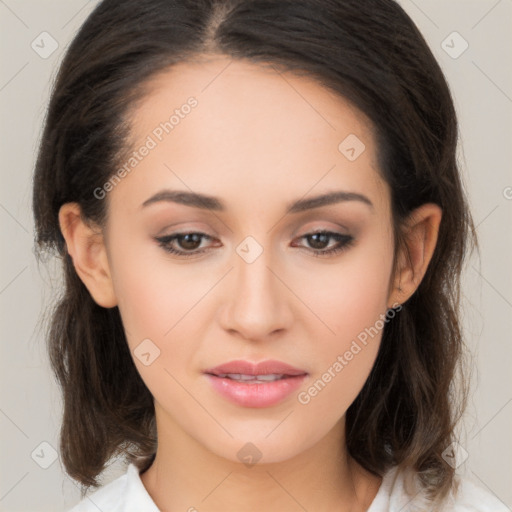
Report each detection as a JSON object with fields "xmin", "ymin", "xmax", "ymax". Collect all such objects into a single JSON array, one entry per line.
[{"xmin": 114, "ymin": 56, "xmax": 389, "ymax": 215}]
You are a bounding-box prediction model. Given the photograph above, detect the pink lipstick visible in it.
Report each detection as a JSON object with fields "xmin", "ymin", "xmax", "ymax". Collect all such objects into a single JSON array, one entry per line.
[{"xmin": 204, "ymin": 359, "xmax": 308, "ymax": 408}]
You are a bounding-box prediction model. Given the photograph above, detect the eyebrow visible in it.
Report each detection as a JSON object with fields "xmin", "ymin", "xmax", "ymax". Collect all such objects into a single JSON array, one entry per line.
[{"xmin": 141, "ymin": 189, "xmax": 374, "ymax": 213}]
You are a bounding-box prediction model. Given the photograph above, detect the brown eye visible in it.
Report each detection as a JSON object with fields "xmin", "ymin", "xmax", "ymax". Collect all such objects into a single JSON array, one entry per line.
[
  {"xmin": 155, "ymin": 232, "xmax": 215, "ymax": 258},
  {"xmin": 306, "ymin": 232, "xmax": 331, "ymax": 250},
  {"xmin": 176, "ymin": 233, "xmax": 204, "ymax": 251},
  {"xmin": 293, "ymin": 231, "xmax": 355, "ymax": 257}
]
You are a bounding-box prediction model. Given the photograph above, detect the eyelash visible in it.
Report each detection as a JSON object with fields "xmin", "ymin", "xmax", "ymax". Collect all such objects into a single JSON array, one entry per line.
[{"xmin": 155, "ymin": 230, "xmax": 355, "ymax": 259}]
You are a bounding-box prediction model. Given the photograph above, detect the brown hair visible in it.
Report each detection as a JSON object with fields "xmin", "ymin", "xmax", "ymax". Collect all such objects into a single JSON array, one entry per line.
[{"xmin": 32, "ymin": 0, "xmax": 476, "ymax": 503}]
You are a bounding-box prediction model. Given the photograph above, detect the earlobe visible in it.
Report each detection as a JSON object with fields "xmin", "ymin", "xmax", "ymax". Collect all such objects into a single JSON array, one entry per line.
[
  {"xmin": 388, "ymin": 203, "xmax": 442, "ymax": 307},
  {"xmin": 58, "ymin": 202, "xmax": 118, "ymax": 308}
]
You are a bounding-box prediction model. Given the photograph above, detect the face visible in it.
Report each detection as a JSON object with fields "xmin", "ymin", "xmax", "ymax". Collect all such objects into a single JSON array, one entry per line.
[{"xmin": 102, "ymin": 56, "xmax": 397, "ymax": 464}]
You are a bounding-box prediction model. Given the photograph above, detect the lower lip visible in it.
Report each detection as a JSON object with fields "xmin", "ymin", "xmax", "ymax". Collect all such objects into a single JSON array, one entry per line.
[{"xmin": 205, "ymin": 374, "xmax": 308, "ymax": 408}]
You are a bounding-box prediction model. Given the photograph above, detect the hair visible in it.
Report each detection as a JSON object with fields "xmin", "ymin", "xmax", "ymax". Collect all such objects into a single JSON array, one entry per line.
[{"xmin": 32, "ymin": 0, "xmax": 477, "ymax": 505}]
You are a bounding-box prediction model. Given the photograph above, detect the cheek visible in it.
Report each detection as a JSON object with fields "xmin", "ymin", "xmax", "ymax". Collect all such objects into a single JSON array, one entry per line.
[
  {"xmin": 109, "ymin": 233, "xmax": 207, "ymax": 341},
  {"xmin": 295, "ymin": 228, "xmax": 394, "ymax": 340},
  {"xmin": 107, "ymin": 245, "xmax": 195, "ymax": 403},
  {"xmin": 108, "ymin": 235, "xmax": 210, "ymax": 388},
  {"xmin": 293, "ymin": 231, "xmax": 393, "ymax": 413}
]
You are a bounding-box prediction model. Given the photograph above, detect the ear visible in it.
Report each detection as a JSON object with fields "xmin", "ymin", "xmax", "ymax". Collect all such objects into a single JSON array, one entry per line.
[
  {"xmin": 387, "ymin": 203, "xmax": 442, "ymax": 308},
  {"xmin": 58, "ymin": 202, "xmax": 118, "ymax": 308}
]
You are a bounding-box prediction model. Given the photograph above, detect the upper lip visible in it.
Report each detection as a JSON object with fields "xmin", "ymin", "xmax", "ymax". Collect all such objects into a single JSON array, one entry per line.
[{"xmin": 204, "ymin": 359, "xmax": 308, "ymax": 377}]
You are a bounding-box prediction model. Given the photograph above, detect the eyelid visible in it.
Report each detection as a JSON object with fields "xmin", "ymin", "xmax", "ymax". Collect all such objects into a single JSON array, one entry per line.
[
  {"xmin": 289, "ymin": 213, "xmax": 352, "ymax": 231},
  {"xmin": 292, "ymin": 225, "xmax": 351, "ymax": 244},
  {"xmin": 155, "ymin": 222, "xmax": 215, "ymax": 237}
]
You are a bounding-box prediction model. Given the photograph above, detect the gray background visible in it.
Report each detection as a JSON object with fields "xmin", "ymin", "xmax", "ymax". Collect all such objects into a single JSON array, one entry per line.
[{"xmin": 1, "ymin": 1, "xmax": 511, "ymax": 511}]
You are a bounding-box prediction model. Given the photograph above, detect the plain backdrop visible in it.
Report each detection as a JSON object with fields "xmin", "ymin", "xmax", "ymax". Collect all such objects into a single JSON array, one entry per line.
[{"xmin": 1, "ymin": 1, "xmax": 511, "ymax": 511}]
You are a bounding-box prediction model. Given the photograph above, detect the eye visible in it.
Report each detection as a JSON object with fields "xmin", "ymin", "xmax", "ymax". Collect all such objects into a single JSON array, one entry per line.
[
  {"xmin": 155, "ymin": 230, "xmax": 355, "ymax": 259},
  {"xmin": 155, "ymin": 232, "xmax": 217, "ymax": 258},
  {"xmin": 292, "ymin": 230, "xmax": 355, "ymax": 257}
]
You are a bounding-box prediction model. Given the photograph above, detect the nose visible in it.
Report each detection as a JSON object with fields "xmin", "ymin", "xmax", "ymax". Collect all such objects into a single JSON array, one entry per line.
[{"xmin": 218, "ymin": 241, "xmax": 294, "ymax": 341}]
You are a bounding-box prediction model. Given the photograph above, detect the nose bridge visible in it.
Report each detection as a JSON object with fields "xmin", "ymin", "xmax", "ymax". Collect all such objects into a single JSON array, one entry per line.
[
  {"xmin": 220, "ymin": 233, "xmax": 292, "ymax": 338},
  {"xmin": 236, "ymin": 238, "xmax": 273, "ymax": 296},
  {"xmin": 234, "ymin": 234, "xmax": 279, "ymax": 309}
]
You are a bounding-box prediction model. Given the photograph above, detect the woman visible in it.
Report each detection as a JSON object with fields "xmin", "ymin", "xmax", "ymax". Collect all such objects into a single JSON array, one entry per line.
[{"xmin": 32, "ymin": 0, "xmax": 506, "ymax": 510}]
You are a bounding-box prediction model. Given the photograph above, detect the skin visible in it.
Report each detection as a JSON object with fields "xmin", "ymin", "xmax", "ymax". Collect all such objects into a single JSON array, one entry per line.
[{"xmin": 59, "ymin": 56, "xmax": 442, "ymax": 511}]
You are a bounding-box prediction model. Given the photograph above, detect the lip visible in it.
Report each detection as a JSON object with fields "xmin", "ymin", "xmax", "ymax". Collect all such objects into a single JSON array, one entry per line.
[
  {"xmin": 204, "ymin": 359, "xmax": 307, "ymax": 377},
  {"xmin": 204, "ymin": 359, "xmax": 308, "ymax": 408}
]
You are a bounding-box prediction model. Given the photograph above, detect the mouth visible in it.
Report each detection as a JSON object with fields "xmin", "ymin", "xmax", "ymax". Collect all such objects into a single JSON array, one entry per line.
[
  {"xmin": 204, "ymin": 359, "xmax": 308, "ymax": 378},
  {"xmin": 203, "ymin": 359, "xmax": 308, "ymax": 408},
  {"xmin": 208, "ymin": 373, "xmax": 300, "ymax": 382}
]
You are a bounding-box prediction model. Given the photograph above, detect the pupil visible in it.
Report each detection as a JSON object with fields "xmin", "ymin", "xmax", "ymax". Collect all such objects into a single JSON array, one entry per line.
[
  {"xmin": 308, "ymin": 233, "xmax": 329, "ymax": 249},
  {"xmin": 179, "ymin": 233, "xmax": 201, "ymax": 250}
]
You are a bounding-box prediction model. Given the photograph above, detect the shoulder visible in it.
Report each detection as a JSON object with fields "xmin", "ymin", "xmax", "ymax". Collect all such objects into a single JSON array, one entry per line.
[
  {"xmin": 368, "ymin": 466, "xmax": 509, "ymax": 512},
  {"xmin": 67, "ymin": 463, "xmax": 159, "ymax": 512}
]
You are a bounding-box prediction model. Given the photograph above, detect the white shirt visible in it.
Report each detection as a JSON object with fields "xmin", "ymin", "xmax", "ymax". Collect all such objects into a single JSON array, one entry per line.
[{"xmin": 68, "ymin": 462, "xmax": 509, "ymax": 511}]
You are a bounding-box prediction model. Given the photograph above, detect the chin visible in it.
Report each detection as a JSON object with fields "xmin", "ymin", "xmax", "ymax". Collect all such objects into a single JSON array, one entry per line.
[{"xmin": 200, "ymin": 428, "xmax": 316, "ymax": 466}]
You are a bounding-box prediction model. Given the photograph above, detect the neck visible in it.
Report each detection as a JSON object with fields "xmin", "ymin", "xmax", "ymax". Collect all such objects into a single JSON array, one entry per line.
[{"xmin": 140, "ymin": 408, "xmax": 381, "ymax": 512}]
